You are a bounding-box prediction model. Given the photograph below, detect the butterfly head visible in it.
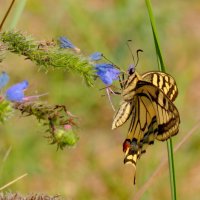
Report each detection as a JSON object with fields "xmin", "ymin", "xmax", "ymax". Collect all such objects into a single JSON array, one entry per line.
[
  {"xmin": 128, "ymin": 64, "xmax": 135, "ymax": 75},
  {"xmin": 122, "ymin": 66, "xmax": 141, "ymax": 101}
]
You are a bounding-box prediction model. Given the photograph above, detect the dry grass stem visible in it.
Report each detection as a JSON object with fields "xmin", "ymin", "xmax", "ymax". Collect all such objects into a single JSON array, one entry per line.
[{"xmin": 0, "ymin": 173, "xmax": 28, "ymax": 191}]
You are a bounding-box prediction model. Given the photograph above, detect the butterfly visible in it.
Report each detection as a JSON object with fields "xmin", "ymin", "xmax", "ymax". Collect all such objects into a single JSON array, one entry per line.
[{"xmin": 112, "ymin": 66, "xmax": 180, "ymax": 184}]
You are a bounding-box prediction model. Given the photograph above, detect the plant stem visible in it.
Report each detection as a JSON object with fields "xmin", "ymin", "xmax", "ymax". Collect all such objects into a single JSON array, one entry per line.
[
  {"xmin": 0, "ymin": 0, "xmax": 16, "ymax": 31},
  {"xmin": 145, "ymin": 0, "xmax": 177, "ymax": 200},
  {"xmin": 145, "ymin": 0, "xmax": 166, "ymax": 72},
  {"xmin": 167, "ymin": 139, "xmax": 177, "ymax": 199}
]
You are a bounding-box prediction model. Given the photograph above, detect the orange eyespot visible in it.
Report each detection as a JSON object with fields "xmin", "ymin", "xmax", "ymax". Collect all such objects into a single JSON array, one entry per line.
[{"xmin": 123, "ymin": 139, "xmax": 131, "ymax": 152}]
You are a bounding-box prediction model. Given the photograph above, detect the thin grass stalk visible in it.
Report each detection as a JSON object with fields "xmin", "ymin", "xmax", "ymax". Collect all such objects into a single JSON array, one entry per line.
[
  {"xmin": 145, "ymin": 0, "xmax": 177, "ymax": 200},
  {"xmin": 0, "ymin": 0, "xmax": 16, "ymax": 31},
  {"xmin": 0, "ymin": 0, "xmax": 26, "ymax": 32},
  {"xmin": 0, "ymin": 173, "xmax": 28, "ymax": 191}
]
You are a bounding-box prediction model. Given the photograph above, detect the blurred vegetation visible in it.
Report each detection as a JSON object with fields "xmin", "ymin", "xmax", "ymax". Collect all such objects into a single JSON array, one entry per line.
[{"xmin": 0, "ymin": 0, "xmax": 200, "ymax": 200}]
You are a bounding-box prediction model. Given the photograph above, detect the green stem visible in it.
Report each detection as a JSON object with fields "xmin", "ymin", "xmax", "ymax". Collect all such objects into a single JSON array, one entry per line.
[
  {"xmin": 145, "ymin": 0, "xmax": 165, "ymax": 72},
  {"xmin": 167, "ymin": 139, "xmax": 177, "ymax": 199},
  {"xmin": 145, "ymin": 0, "xmax": 177, "ymax": 200}
]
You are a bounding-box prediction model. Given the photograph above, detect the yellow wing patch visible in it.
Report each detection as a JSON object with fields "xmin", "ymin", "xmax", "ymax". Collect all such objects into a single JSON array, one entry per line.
[{"xmin": 142, "ymin": 71, "xmax": 178, "ymax": 102}]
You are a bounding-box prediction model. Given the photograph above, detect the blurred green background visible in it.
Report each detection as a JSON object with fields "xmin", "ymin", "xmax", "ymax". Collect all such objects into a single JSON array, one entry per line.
[{"xmin": 0, "ymin": 0, "xmax": 200, "ymax": 199}]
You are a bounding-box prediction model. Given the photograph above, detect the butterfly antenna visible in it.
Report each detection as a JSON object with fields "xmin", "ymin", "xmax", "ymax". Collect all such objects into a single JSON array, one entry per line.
[
  {"xmin": 135, "ymin": 49, "xmax": 143, "ymax": 67},
  {"xmin": 126, "ymin": 40, "xmax": 135, "ymax": 65}
]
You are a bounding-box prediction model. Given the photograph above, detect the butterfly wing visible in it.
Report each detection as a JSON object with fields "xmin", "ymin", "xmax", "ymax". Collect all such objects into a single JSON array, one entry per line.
[
  {"xmin": 112, "ymin": 71, "xmax": 141, "ymax": 130},
  {"xmin": 136, "ymin": 81, "xmax": 180, "ymax": 141},
  {"xmin": 151, "ymin": 87, "xmax": 180, "ymax": 141},
  {"xmin": 123, "ymin": 81, "xmax": 180, "ymax": 183},
  {"xmin": 124, "ymin": 93, "xmax": 158, "ymax": 151},
  {"xmin": 113, "ymin": 71, "xmax": 178, "ymax": 130},
  {"xmin": 112, "ymin": 101, "xmax": 134, "ymax": 130},
  {"xmin": 123, "ymin": 92, "xmax": 158, "ymax": 184},
  {"xmin": 142, "ymin": 71, "xmax": 178, "ymax": 102}
]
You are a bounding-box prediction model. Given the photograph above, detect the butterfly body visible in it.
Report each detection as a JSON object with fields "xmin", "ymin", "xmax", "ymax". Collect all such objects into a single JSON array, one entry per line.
[{"xmin": 112, "ymin": 69, "xmax": 180, "ymax": 183}]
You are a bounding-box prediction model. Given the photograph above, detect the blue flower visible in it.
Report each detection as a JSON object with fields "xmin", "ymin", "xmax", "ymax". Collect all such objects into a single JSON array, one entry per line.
[
  {"xmin": 59, "ymin": 36, "xmax": 75, "ymax": 49},
  {"xmin": 95, "ymin": 63, "xmax": 120, "ymax": 85},
  {"xmin": 0, "ymin": 72, "xmax": 9, "ymax": 90},
  {"xmin": 59, "ymin": 36, "xmax": 80, "ymax": 52},
  {"xmin": 89, "ymin": 52, "xmax": 102, "ymax": 61},
  {"xmin": 5, "ymin": 80, "xmax": 29, "ymax": 102}
]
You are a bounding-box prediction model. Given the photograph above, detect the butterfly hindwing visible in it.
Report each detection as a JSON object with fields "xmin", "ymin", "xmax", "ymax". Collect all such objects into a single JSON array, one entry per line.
[{"xmin": 122, "ymin": 92, "xmax": 159, "ymax": 183}]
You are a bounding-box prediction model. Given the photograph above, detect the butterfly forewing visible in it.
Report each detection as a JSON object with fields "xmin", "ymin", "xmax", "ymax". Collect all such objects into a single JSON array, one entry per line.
[
  {"xmin": 136, "ymin": 81, "xmax": 180, "ymax": 141},
  {"xmin": 142, "ymin": 71, "xmax": 178, "ymax": 102},
  {"xmin": 112, "ymin": 101, "xmax": 134, "ymax": 130}
]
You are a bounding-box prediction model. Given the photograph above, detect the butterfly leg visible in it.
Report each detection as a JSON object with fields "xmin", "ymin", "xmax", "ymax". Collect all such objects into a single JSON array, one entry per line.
[
  {"xmin": 106, "ymin": 87, "xmax": 116, "ymax": 111},
  {"xmin": 119, "ymin": 73, "xmax": 125, "ymax": 89}
]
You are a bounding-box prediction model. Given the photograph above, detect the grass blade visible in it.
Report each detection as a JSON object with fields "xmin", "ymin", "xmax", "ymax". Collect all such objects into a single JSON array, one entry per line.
[
  {"xmin": 145, "ymin": 0, "xmax": 177, "ymax": 199},
  {"xmin": 145, "ymin": 0, "xmax": 165, "ymax": 72},
  {"xmin": 9, "ymin": 0, "xmax": 27, "ymax": 30}
]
